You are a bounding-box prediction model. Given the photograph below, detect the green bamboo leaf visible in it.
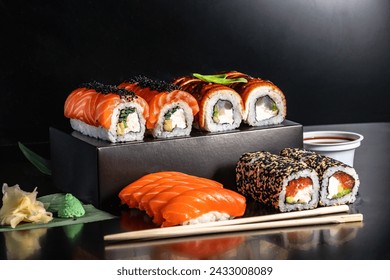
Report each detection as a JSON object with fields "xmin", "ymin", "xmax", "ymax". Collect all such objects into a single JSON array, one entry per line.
[
  {"xmin": 18, "ymin": 142, "xmax": 52, "ymax": 175},
  {"xmin": 193, "ymin": 73, "xmax": 247, "ymax": 85}
]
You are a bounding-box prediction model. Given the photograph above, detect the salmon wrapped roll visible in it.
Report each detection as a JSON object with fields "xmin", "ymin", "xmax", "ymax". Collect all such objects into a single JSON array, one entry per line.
[
  {"xmin": 119, "ymin": 76, "xmax": 199, "ymax": 138},
  {"xmin": 236, "ymin": 151, "xmax": 320, "ymax": 212},
  {"xmin": 64, "ymin": 82, "xmax": 149, "ymax": 143},
  {"xmin": 223, "ymin": 71, "xmax": 286, "ymax": 127},
  {"xmin": 173, "ymin": 75, "xmax": 244, "ymax": 132}
]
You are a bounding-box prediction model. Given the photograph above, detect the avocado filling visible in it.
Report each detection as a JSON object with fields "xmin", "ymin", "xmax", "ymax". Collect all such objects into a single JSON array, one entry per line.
[
  {"xmin": 327, "ymin": 172, "xmax": 355, "ymax": 199},
  {"xmin": 163, "ymin": 106, "xmax": 186, "ymax": 132},
  {"xmin": 255, "ymin": 95, "xmax": 278, "ymax": 121},
  {"xmin": 117, "ymin": 107, "xmax": 139, "ymax": 135},
  {"xmin": 213, "ymin": 100, "xmax": 234, "ymax": 124}
]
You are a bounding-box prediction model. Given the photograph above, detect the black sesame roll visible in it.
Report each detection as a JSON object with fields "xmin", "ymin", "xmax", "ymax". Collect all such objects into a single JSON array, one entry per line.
[
  {"xmin": 81, "ymin": 81, "xmax": 137, "ymax": 101},
  {"xmin": 236, "ymin": 151, "xmax": 320, "ymax": 211},
  {"xmin": 125, "ymin": 75, "xmax": 181, "ymax": 92},
  {"xmin": 280, "ymin": 148, "xmax": 349, "ymax": 182},
  {"xmin": 280, "ymin": 148, "xmax": 360, "ymax": 206}
]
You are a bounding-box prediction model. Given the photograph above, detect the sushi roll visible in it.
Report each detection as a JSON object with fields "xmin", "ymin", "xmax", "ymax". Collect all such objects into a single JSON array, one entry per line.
[
  {"xmin": 173, "ymin": 75, "xmax": 244, "ymax": 132},
  {"xmin": 64, "ymin": 82, "xmax": 149, "ymax": 143},
  {"xmin": 280, "ymin": 148, "xmax": 360, "ymax": 206},
  {"xmin": 118, "ymin": 76, "xmax": 199, "ymax": 138},
  {"xmin": 235, "ymin": 151, "xmax": 320, "ymax": 212},
  {"xmin": 223, "ymin": 71, "xmax": 286, "ymax": 126}
]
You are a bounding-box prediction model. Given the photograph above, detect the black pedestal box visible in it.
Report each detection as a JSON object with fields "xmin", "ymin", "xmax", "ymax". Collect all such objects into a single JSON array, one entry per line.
[{"xmin": 50, "ymin": 120, "xmax": 303, "ymax": 210}]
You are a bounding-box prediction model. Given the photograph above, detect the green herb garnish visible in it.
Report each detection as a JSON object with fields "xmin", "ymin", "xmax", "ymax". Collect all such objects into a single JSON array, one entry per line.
[
  {"xmin": 164, "ymin": 107, "xmax": 179, "ymax": 120},
  {"xmin": 18, "ymin": 142, "xmax": 51, "ymax": 175},
  {"xmin": 193, "ymin": 73, "xmax": 247, "ymax": 85}
]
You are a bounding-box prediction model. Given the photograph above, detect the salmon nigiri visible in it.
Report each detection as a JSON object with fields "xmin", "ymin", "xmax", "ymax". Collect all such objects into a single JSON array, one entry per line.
[
  {"xmin": 118, "ymin": 76, "xmax": 199, "ymax": 138},
  {"xmin": 118, "ymin": 171, "xmax": 223, "ymax": 205},
  {"xmin": 118, "ymin": 171, "xmax": 184, "ymax": 205},
  {"xmin": 160, "ymin": 188, "xmax": 246, "ymax": 227},
  {"xmin": 148, "ymin": 182, "xmax": 223, "ymax": 225}
]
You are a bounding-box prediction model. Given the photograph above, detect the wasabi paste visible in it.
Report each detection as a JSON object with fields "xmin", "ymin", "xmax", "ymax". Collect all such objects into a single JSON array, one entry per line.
[{"xmin": 58, "ymin": 193, "xmax": 85, "ymax": 218}]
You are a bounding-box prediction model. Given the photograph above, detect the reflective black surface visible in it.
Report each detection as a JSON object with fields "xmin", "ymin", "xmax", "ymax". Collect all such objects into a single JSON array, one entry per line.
[
  {"xmin": 1, "ymin": 1, "xmax": 390, "ymax": 146},
  {"xmin": 0, "ymin": 123, "xmax": 389, "ymax": 260}
]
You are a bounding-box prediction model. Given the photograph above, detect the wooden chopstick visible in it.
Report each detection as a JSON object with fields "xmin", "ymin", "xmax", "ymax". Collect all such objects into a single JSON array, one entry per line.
[
  {"xmin": 104, "ymin": 205, "xmax": 358, "ymax": 242},
  {"xmin": 105, "ymin": 213, "xmax": 363, "ymax": 242},
  {"xmin": 105, "ymin": 218, "xmax": 363, "ymax": 252}
]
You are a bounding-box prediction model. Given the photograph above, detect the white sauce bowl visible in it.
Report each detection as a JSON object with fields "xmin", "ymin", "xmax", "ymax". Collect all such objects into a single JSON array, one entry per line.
[{"xmin": 303, "ymin": 131, "xmax": 364, "ymax": 166}]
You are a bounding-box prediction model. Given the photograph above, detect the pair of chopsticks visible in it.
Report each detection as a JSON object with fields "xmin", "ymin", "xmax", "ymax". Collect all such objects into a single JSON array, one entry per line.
[{"xmin": 104, "ymin": 205, "xmax": 363, "ymax": 242}]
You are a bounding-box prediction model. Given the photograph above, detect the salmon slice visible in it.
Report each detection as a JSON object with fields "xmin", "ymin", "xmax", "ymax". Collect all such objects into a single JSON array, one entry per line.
[
  {"xmin": 118, "ymin": 171, "xmax": 223, "ymax": 206},
  {"xmin": 160, "ymin": 188, "xmax": 246, "ymax": 227},
  {"xmin": 128, "ymin": 173, "xmax": 222, "ymax": 209},
  {"xmin": 94, "ymin": 93, "xmax": 121, "ymax": 129},
  {"xmin": 64, "ymin": 88, "xmax": 100, "ymax": 125},
  {"xmin": 119, "ymin": 80, "xmax": 199, "ymax": 130},
  {"xmin": 126, "ymin": 175, "xmax": 192, "ymax": 209},
  {"xmin": 118, "ymin": 171, "xmax": 184, "ymax": 205},
  {"xmin": 147, "ymin": 182, "xmax": 223, "ymax": 224}
]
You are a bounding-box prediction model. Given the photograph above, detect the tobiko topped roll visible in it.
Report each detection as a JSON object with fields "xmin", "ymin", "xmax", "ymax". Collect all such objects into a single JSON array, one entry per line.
[
  {"xmin": 235, "ymin": 151, "xmax": 320, "ymax": 212},
  {"xmin": 119, "ymin": 76, "xmax": 199, "ymax": 138},
  {"xmin": 64, "ymin": 82, "xmax": 149, "ymax": 143},
  {"xmin": 280, "ymin": 148, "xmax": 360, "ymax": 206}
]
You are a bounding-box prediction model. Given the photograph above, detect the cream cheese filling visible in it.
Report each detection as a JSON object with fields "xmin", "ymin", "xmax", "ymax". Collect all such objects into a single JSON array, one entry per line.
[
  {"xmin": 213, "ymin": 100, "xmax": 234, "ymax": 124},
  {"xmin": 164, "ymin": 108, "xmax": 186, "ymax": 131},
  {"xmin": 255, "ymin": 95, "xmax": 278, "ymax": 121}
]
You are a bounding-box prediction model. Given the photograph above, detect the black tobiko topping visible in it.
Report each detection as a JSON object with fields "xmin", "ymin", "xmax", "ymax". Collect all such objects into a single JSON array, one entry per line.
[
  {"xmin": 82, "ymin": 81, "xmax": 136, "ymax": 99},
  {"xmin": 126, "ymin": 75, "xmax": 181, "ymax": 92}
]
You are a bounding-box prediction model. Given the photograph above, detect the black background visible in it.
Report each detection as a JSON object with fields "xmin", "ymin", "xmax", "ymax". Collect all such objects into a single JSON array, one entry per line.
[{"xmin": 1, "ymin": 0, "xmax": 389, "ymax": 145}]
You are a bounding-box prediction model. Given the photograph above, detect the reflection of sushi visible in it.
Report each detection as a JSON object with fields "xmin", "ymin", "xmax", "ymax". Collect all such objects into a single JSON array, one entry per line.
[
  {"xmin": 282, "ymin": 229, "xmax": 320, "ymax": 251},
  {"xmin": 64, "ymin": 82, "xmax": 149, "ymax": 142},
  {"xmin": 118, "ymin": 171, "xmax": 245, "ymax": 227},
  {"xmin": 165, "ymin": 236, "xmax": 244, "ymax": 259},
  {"xmin": 173, "ymin": 76, "xmax": 244, "ymax": 132},
  {"xmin": 280, "ymin": 148, "xmax": 360, "ymax": 206},
  {"xmin": 236, "ymin": 151, "xmax": 320, "ymax": 212},
  {"xmin": 323, "ymin": 223, "xmax": 361, "ymax": 247},
  {"xmin": 222, "ymin": 71, "xmax": 286, "ymax": 126},
  {"xmin": 118, "ymin": 76, "xmax": 199, "ymax": 138}
]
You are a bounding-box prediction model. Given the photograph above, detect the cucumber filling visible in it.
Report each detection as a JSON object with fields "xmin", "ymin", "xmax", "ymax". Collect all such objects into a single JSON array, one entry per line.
[
  {"xmin": 163, "ymin": 107, "xmax": 187, "ymax": 132},
  {"xmin": 212, "ymin": 100, "xmax": 234, "ymax": 124},
  {"xmin": 255, "ymin": 95, "xmax": 278, "ymax": 121},
  {"xmin": 116, "ymin": 107, "xmax": 140, "ymax": 135}
]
